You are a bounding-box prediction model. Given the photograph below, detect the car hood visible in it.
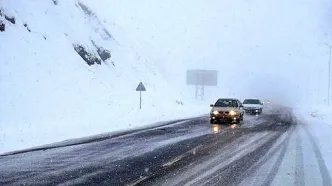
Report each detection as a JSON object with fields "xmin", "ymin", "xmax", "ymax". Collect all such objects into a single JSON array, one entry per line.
[
  {"xmin": 243, "ymin": 104, "xmax": 262, "ymax": 108},
  {"xmin": 211, "ymin": 107, "xmax": 240, "ymax": 112}
]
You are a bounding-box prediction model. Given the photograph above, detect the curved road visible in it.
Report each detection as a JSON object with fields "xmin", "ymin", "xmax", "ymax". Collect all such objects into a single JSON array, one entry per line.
[{"xmin": 0, "ymin": 106, "xmax": 330, "ymax": 186}]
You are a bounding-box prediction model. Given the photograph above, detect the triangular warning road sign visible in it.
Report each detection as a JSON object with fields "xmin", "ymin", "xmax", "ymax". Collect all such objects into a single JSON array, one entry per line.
[{"xmin": 136, "ymin": 82, "xmax": 146, "ymax": 91}]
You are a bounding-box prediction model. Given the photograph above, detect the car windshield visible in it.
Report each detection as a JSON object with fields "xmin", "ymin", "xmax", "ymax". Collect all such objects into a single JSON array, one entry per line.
[
  {"xmin": 243, "ymin": 99, "xmax": 260, "ymax": 104},
  {"xmin": 214, "ymin": 99, "xmax": 238, "ymax": 107}
]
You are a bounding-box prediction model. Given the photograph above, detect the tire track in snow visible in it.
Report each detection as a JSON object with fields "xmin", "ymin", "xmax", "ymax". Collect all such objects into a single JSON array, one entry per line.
[
  {"xmin": 236, "ymin": 125, "xmax": 295, "ymax": 186},
  {"xmin": 200, "ymin": 125, "xmax": 292, "ymax": 186},
  {"xmin": 178, "ymin": 132, "xmax": 275, "ymax": 186},
  {"xmin": 261, "ymin": 126, "xmax": 292, "ymax": 186},
  {"xmin": 302, "ymin": 125, "xmax": 332, "ymax": 186},
  {"xmin": 294, "ymin": 129, "xmax": 305, "ymax": 186}
]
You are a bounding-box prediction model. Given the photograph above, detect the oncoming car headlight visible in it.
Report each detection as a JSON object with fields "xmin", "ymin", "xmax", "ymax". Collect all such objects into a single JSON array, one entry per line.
[
  {"xmin": 229, "ymin": 110, "xmax": 237, "ymax": 116},
  {"xmin": 212, "ymin": 110, "xmax": 219, "ymax": 115}
]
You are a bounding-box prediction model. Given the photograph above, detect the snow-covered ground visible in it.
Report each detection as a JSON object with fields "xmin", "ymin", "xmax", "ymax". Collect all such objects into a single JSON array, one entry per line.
[
  {"xmin": 0, "ymin": 0, "xmax": 209, "ymax": 153},
  {"xmin": 304, "ymin": 107, "xmax": 332, "ymax": 127},
  {"xmin": 294, "ymin": 106, "xmax": 332, "ymax": 182}
]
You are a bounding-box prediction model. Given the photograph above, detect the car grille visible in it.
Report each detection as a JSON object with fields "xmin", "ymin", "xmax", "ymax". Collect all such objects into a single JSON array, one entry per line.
[
  {"xmin": 245, "ymin": 107, "xmax": 257, "ymax": 110},
  {"xmin": 217, "ymin": 111, "xmax": 229, "ymax": 115}
]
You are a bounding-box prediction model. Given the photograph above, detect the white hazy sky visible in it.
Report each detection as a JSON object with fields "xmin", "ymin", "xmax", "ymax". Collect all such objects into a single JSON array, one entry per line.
[{"xmin": 85, "ymin": 0, "xmax": 332, "ymax": 106}]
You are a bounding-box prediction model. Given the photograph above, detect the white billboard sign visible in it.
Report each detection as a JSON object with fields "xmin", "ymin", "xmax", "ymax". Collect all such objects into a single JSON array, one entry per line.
[{"xmin": 186, "ymin": 70, "xmax": 218, "ymax": 86}]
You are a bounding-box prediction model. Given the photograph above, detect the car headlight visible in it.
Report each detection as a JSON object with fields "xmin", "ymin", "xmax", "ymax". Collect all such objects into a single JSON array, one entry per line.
[
  {"xmin": 229, "ymin": 110, "xmax": 237, "ymax": 116},
  {"xmin": 212, "ymin": 110, "xmax": 219, "ymax": 115}
]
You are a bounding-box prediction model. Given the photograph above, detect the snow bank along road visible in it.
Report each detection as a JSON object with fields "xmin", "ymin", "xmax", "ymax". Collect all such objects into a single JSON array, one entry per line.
[{"xmin": 1, "ymin": 106, "xmax": 330, "ymax": 186}]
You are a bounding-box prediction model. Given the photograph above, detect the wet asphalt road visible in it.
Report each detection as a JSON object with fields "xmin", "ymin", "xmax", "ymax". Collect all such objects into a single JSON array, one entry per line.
[{"xmin": 1, "ymin": 106, "xmax": 328, "ymax": 186}]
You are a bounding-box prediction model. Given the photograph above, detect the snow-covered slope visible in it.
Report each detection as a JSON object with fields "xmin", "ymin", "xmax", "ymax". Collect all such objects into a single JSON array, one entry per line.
[{"xmin": 0, "ymin": 0, "xmax": 205, "ymax": 153}]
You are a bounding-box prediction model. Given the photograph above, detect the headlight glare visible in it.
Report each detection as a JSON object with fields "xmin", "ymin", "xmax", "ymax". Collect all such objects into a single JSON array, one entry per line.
[
  {"xmin": 213, "ymin": 110, "xmax": 219, "ymax": 115},
  {"xmin": 229, "ymin": 110, "xmax": 237, "ymax": 116}
]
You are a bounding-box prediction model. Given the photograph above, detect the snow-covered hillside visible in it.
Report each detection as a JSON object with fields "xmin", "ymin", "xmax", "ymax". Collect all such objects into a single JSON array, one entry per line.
[{"xmin": 0, "ymin": 0, "xmax": 205, "ymax": 153}]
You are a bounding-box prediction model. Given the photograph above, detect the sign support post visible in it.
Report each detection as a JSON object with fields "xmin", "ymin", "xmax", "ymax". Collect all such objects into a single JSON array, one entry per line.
[
  {"xmin": 136, "ymin": 82, "xmax": 146, "ymax": 109},
  {"xmin": 140, "ymin": 91, "xmax": 142, "ymax": 109}
]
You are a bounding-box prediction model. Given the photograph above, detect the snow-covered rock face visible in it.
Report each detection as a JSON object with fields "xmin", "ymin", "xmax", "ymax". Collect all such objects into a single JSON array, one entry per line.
[{"xmin": 0, "ymin": 0, "xmax": 202, "ymax": 153}]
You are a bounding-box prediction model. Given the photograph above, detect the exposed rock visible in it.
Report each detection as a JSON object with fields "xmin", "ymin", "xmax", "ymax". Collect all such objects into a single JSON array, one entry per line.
[
  {"xmin": 77, "ymin": 2, "xmax": 113, "ymax": 40},
  {"xmin": 73, "ymin": 44, "xmax": 101, "ymax": 66},
  {"xmin": 97, "ymin": 47, "xmax": 111, "ymax": 61},
  {"xmin": 176, "ymin": 100, "xmax": 184, "ymax": 105},
  {"xmin": 4, "ymin": 15, "xmax": 15, "ymax": 24},
  {"xmin": 23, "ymin": 23, "xmax": 31, "ymax": 32},
  {"xmin": 78, "ymin": 2, "xmax": 93, "ymax": 16},
  {"xmin": 91, "ymin": 40, "xmax": 111, "ymax": 61},
  {"xmin": 52, "ymin": 0, "xmax": 58, "ymax": 5},
  {"xmin": 0, "ymin": 21, "xmax": 5, "ymax": 32}
]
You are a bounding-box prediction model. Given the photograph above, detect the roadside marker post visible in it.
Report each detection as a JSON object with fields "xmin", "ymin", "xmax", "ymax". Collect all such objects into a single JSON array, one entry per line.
[{"xmin": 136, "ymin": 82, "xmax": 146, "ymax": 109}]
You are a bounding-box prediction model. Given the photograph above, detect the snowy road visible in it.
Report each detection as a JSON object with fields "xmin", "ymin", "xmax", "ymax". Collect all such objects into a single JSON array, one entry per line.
[{"xmin": 1, "ymin": 106, "xmax": 330, "ymax": 186}]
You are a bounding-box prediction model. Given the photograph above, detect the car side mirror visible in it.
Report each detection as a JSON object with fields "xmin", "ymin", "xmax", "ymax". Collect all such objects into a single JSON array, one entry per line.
[{"xmin": 210, "ymin": 104, "xmax": 214, "ymax": 107}]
